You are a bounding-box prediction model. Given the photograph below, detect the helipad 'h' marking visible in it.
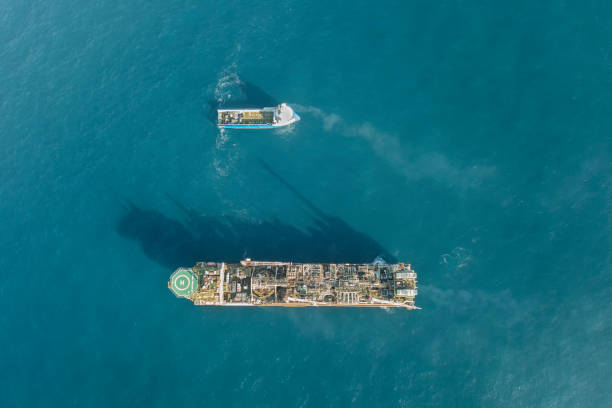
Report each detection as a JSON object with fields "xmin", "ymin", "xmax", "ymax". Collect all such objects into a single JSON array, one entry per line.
[{"xmin": 170, "ymin": 268, "xmax": 197, "ymax": 297}]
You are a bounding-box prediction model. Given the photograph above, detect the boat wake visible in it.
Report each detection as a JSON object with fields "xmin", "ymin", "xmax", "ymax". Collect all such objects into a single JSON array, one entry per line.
[
  {"xmin": 213, "ymin": 63, "xmax": 245, "ymax": 108},
  {"xmin": 291, "ymin": 104, "xmax": 495, "ymax": 189},
  {"xmin": 208, "ymin": 66, "xmax": 242, "ymax": 178},
  {"xmin": 212, "ymin": 129, "xmax": 237, "ymax": 177}
]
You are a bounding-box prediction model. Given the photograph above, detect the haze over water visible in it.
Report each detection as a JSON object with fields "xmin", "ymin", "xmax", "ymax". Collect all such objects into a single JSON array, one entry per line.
[{"xmin": 1, "ymin": 1, "xmax": 611, "ymax": 406}]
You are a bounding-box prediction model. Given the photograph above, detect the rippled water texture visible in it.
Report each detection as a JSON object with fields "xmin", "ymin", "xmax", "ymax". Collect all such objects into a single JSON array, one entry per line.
[{"xmin": 1, "ymin": 1, "xmax": 611, "ymax": 407}]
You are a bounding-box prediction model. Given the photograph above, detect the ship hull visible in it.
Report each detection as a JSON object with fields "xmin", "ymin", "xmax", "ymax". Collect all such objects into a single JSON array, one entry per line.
[
  {"xmin": 217, "ymin": 103, "xmax": 300, "ymax": 129},
  {"xmin": 168, "ymin": 260, "xmax": 418, "ymax": 309}
]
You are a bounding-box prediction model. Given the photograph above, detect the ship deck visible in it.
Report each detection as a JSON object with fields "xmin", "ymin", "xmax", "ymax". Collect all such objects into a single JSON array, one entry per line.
[
  {"xmin": 169, "ymin": 260, "xmax": 418, "ymax": 309},
  {"xmin": 218, "ymin": 109, "xmax": 275, "ymax": 125}
]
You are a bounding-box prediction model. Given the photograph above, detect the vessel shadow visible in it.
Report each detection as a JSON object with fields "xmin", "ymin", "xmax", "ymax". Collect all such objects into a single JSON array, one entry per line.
[
  {"xmin": 117, "ymin": 202, "xmax": 395, "ymax": 270},
  {"xmin": 117, "ymin": 161, "xmax": 395, "ymax": 270}
]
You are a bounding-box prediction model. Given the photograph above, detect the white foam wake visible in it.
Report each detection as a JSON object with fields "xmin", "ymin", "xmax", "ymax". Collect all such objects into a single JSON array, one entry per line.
[
  {"xmin": 213, "ymin": 62, "xmax": 244, "ymax": 107},
  {"xmin": 209, "ymin": 65, "xmax": 242, "ymax": 178},
  {"xmin": 292, "ymin": 104, "xmax": 495, "ymax": 189}
]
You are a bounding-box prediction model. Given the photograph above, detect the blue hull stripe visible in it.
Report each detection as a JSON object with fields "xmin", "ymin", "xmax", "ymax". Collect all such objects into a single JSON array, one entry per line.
[{"xmin": 218, "ymin": 124, "xmax": 276, "ymax": 129}]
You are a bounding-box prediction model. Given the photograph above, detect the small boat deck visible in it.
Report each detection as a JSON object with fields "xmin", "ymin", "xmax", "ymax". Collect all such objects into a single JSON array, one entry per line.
[{"xmin": 218, "ymin": 110, "xmax": 275, "ymax": 125}]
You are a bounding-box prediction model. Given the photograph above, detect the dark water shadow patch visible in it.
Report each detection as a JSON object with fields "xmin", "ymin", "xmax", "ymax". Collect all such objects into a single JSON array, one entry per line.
[
  {"xmin": 117, "ymin": 202, "xmax": 394, "ymax": 270},
  {"xmin": 117, "ymin": 163, "xmax": 394, "ymax": 270}
]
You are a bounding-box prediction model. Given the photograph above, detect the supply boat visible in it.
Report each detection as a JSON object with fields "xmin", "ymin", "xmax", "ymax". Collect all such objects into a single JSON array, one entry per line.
[{"xmin": 217, "ymin": 103, "xmax": 300, "ymax": 129}]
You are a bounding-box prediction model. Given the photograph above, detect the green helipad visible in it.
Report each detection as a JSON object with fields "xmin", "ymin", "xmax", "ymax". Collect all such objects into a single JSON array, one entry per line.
[{"xmin": 170, "ymin": 268, "xmax": 197, "ymax": 297}]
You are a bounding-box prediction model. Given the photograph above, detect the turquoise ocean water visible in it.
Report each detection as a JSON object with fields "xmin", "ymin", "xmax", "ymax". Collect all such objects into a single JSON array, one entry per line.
[{"xmin": 1, "ymin": 1, "xmax": 611, "ymax": 406}]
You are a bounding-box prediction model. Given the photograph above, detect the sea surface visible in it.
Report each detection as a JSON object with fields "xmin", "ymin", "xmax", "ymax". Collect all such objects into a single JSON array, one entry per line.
[{"xmin": 1, "ymin": 1, "xmax": 611, "ymax": 407}]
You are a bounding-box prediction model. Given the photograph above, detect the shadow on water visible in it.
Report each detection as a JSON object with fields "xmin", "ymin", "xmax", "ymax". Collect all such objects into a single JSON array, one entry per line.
[
  {"xmin": 117, "ymin": 163, "xmax": 395, "ymax": 270},
  {"xmin": 206, "ymin": 80, "xmax": 279, "ymax": 124}
]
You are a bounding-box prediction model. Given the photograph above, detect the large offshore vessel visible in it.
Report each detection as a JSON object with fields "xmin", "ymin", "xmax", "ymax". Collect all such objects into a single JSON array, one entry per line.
[
  {"xmin": 168, "ymin": 259, "xmax": 418, "ymax": 309},
  {"xmin": 217, "ymin": 103, "xmax": 300, "ymax": 129}
]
